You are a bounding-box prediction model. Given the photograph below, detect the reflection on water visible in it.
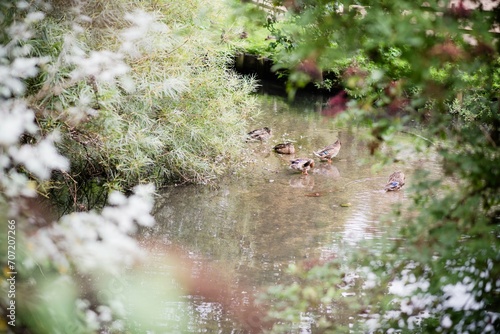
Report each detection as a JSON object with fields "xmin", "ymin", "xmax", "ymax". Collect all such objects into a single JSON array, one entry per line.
[{"xmin": 146, "ymin": 94, "xmax": 441, "ymax": 332}]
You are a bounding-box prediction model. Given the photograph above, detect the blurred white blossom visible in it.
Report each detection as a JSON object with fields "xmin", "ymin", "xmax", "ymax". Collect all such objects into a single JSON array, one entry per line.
[
  {"xmin": 2, "ymin": 171, "xmax": 37, "ymax": 197},
  {"xmin": 29, "ymin": 185, "xmax": 156, "ymax": 275},
  {"xmin": 388, "ymin": 273, "xmax": 430, "ymax": 298},
  {"xmin": 0, "ymin": 55, "xmax": 48, "ymax": 97},
  {"xmin": 120, "ymin": 10, "xmax": 171, "ymax": 57},
  {"xmin": 16, "ymin": 0, "xmax": 30, "ymax": 9},
  {"xmin": 0, "ymin": 100, "xmax": 38, "ymax": 145},
  {"xmin": 441, "ymin": 315, "xmax": 452, "ymax": 328},
  {"xmin": 25, "ymin": 11, "xmax": 46, "ymax": 24},
  {"xmin": 11, "ymin": 57, "xmax": 45, "ymax": 78},
  {"xmin": 0, "ymin": 101, "xmax": 69, "ymax": 197},
  {"xmin": 97, "ymin": 305, "xmax": 113, "ymax": 322},
  {"xmin": 0, "ymin": 2, "xmax": 161, "ymax": 331},
  {"xmin": 9, "ymin": 133, "xmax": 70, "ymax": 179},
  {"xmin": 442, "ymin": 282, "xmax": 483, "ymax": 311},
  {"xmin": 69, "ymin": 50, "xmax": 130, "ymax": 83}
]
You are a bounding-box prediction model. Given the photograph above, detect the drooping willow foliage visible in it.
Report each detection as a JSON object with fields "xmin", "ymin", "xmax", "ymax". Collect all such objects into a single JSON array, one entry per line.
[
  {"xmin": 230, "ymin": 1, "xmax": 500, "ymax": 332},
  {"xmin": 26, "ymin": 0, "xmax": 258, "ymax": 214}
]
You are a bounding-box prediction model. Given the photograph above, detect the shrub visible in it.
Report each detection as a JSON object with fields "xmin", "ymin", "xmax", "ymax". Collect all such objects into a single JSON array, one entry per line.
[{"xmin": 234, "ymin": 1, "xmax": 500, "ymax": 332}]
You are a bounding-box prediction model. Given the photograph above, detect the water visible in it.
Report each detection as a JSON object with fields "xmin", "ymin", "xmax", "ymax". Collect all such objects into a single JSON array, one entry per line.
[{"xmin": 144, "ymin": 94, "xmax": 441, "ymax": 332}]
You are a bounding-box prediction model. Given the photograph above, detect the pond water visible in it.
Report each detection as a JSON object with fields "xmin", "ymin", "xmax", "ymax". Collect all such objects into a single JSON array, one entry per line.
[{"xmin": 143, "ymin": 93, "xmax": 441, "ymax": 333}]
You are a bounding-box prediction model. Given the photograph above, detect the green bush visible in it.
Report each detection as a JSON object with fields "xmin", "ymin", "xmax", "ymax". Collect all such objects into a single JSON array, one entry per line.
[
  {"xmin": 26, "ymin": 0, "xmax": 258, "ymax": 212},
  {"xmin": 234, "ymin": 1, "xmax": 500, "ymax": 332}
]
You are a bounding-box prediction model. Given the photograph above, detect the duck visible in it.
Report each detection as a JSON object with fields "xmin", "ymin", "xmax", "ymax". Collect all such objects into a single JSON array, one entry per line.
[
  {"xmin": 290, "ymin": 158, "xmax": 315, "ymax": 175},
  {"xmin": 273, "ymin": 142, "xmax": 295, "ymax": 154},
  {"xmin": 384, "ymin": 171, "xmax": 405, "ymax": 191},
  {"xmin": 246, "ymin": 127, "xmax": 271, "ymax": 142},
  {"xmin": 313, "ymin": 139, "xmax": 341, "ymax": 163}
]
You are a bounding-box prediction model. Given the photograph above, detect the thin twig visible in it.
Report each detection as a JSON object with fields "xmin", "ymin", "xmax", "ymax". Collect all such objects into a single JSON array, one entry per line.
[{"xmin": 401, "ymin": 130, "xmax": 435, "ymax": 145}]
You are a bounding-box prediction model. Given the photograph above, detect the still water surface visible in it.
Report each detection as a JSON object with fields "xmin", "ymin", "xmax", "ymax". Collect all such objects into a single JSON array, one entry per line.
[{"xmin": 146, "ymin": 94, "xmax": 440, "ymax": 332}]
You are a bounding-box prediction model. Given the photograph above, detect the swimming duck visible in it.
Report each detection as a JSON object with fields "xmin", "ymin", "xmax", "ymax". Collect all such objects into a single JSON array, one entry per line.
[
  {"xmin": 246, "ymin": 127, "xmax": 271, "ymax": 142},
  {"xmin": 384, "ymin": 171, "xmax": 405, "ymax": 191},
  {"xmin": 273, "ymin": 142, "xmax": 295, "ymax": 154},
  {"xmin": 313, "ymin": 139, "xmax": 341, "ymax": 163},
  {"xmin": 290, "ymin": 158, "xmax": 315, "ymax": 175}
]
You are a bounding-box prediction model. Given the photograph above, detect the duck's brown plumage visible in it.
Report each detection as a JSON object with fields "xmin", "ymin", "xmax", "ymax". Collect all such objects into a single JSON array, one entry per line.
[
  {"xmin": 273, "ymin": 142, "xmax": 295, "ymax": 154},
  {"xmin": 384, "ymin": 171, "xmax": 405, "ymax": 191},
  {"xmin": 246, "ymin": 127, "xmax": 271, "ymax": 142},
  {"xmin": 290, "ymin": 158, "xmax": 315, "ymax": 175},
  {"xmin": 313, "ymin": 139, "xmax": 341, "ymax": 163}
]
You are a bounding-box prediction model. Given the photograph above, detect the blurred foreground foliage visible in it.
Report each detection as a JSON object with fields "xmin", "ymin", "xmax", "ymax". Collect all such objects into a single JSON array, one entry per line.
[
  {"xmin": 231, "ymin": 0, "xmax": 500, "ymax": 332},
  {"xmin": 0, "ymin": 0, "xmax": 259, "ymax": 333}
]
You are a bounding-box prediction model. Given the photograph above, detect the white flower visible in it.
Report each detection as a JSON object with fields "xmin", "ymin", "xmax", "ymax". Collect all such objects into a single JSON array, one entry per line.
[
  {"xmin": 441, "ymin": 315, "xmax": 452, "ymax": 328},
  {"xmin": 133, "ymin": 183, "xmax": 155, "ymax": 198},
  {"xmin": 0, "ymin": 155, "xmax": 11, "ymax": 170},
  {"xmin": 25, "ymin": 11, "xmax": 45, "ymax": 24},
  {"xmin": 29, "ymin": 185, "xmax": 156, "ymax": 275},
  {"xmin": 0, "ymin": 100, "xmax": 37, "ymax": 146},
  {"xmin": 9, "ymin": 133, "xmax": 69, "ymax": 179},
  {"xmin": 16, "ymin": 1, "xmax": 29, "ymax": 9},
  {"xmin": 97, "ymin": 305, "xmax": 113, "ymax": 322},
  {"xmin": 2, "ymin": 170, "xmax": 36, "ymax": 197},
  {"xmin": 120, "ymin": 10, "xmax": 171, "ymax": 57},
  {"xmin": 442, "ymin": 282, "xmax": 483, "ymax": 311},
  {"xmin": 85, "ymin": 309, "xmax": 100, "ymax": 330},
  {"xmin": 10, "ymin": 57, "xmax": 43, "ymax": 78},
  {"xmin": 69, "ymin": 50, "xmax": 130, "ymax": 83},
  {"xmin": 108, "ymin": 191, "xmax": 127, "ymax": 206},
  {"xmin": 0, "ymin": 66, "xmax": 25, "ymax": 97}
]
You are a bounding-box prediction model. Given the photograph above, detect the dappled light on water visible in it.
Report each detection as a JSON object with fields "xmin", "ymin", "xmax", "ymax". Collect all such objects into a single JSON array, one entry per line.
[{"xmin": 147, "ymin": 94, "xmax": 441, "ymax": 332}]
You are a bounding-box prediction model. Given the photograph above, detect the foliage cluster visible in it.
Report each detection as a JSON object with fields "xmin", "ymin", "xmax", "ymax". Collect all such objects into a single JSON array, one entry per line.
[
  {"xmin": 29, "ymin": 0, "xmax": 258, "ymax": 213},
  {"xmin": 232, "ymin": 0, "xmax": 500, "ymax": 333}
]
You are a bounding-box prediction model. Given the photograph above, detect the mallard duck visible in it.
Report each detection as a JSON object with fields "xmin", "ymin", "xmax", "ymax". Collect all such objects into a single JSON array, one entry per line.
[
  {"xmin": 384, "ymin": 171, "xmax": 405, "ymax": 191},
  {"xmin": 273, "ymin": 142, "xmax": 295, "ymax": 154},
  {"xmin": 313, "ymin": 139, "xmax": 341, "ymax": 163},
  {"xmin": 290, "ymin": 158, "xmax": 315, "ymax": 175},
  {"xmin": 246, "ymin": 127, "xmax": 271, "ymax": 142}
]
